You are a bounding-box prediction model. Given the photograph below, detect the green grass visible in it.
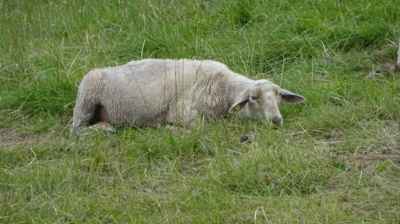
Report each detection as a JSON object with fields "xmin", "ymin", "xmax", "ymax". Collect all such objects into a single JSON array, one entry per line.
[{"xmin": 1, "ymin": 0, "xmax": 400, "ymax": 223}]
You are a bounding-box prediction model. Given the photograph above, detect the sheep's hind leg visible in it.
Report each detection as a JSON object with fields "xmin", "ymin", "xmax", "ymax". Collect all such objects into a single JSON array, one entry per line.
[
  {"xmin": 89, "ymin": 121, "xmax": 115, "ymax": 135},
  {"xmin": 72, "ymin": 104, "xmax": 113, "ymax": 136},
  {"xmin": 78, "ymin": 106, "xmax": 115, "ymax": 136},
  {"xmin": 73, "ymin": 121, "xmax": 115, "ymax": 136},
  {"xmin": 72, "ymin": 114, "xmax": 93, "ymax": 136}
]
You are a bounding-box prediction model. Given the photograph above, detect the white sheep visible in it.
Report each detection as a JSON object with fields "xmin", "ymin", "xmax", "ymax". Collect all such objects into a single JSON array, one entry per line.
[{"xmin": 72, "ymin": 59, "xmax": 305, "ymax": 135}]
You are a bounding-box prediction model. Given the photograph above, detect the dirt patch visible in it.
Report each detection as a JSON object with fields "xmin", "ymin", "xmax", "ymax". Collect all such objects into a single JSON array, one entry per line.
[
  {"xmin": 0, "ymin": 128, "xmax": 38, "ymax": 152},
  {"xmin": 351, "ymin": 153, "xmax": 400, "ymax": 173},
  {"xmin": 353, "ymin": 154, "xmax": 400, "ymax": 164}
]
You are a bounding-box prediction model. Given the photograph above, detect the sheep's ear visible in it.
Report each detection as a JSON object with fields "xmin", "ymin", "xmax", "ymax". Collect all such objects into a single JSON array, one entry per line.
[
  {"xmin": 280, "ymin": 89, "xmax": 305, "ymax": 104},
  {"xmin": 229, "ymin": 90, "xmax": 249, "ymax": 113},
  {"xmin": 229, "ymin": 99, "xmax": 248, "ymax": 113}
]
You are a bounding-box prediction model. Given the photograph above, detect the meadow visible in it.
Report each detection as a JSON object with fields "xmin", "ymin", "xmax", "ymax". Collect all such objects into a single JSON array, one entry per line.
[{"xmin": 1, "ymin": 0, "xmax": 400, "ymax": 223}]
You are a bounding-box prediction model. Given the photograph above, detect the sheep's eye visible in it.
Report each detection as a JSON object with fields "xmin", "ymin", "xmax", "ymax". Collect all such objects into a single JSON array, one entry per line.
[{"xmin": 250, "ymin": 96, "xmax": 259, "ymax": 103}]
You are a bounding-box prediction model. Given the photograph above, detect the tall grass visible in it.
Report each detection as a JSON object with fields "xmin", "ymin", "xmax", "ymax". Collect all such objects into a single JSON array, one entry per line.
[{"xmin": 1, "ymin": 0, "xmax": 400, "ymax": 223}]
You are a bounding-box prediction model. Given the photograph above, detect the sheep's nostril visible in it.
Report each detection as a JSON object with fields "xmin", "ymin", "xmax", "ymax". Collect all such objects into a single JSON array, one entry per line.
[{"xmin": 271, "ymin": 117, "xmax": 282, "ymax": 126}]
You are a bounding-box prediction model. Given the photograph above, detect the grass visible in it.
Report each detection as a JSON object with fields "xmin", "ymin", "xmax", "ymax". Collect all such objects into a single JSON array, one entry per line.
[{"xmin": 1, "ymin": 0, "xmax": 400, "ymax": 223}]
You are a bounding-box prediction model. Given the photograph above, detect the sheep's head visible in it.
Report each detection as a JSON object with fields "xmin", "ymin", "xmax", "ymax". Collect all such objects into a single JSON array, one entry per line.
[{"xmin": 229, "ymin": 80, "xmax": 305, "ymax": 125}]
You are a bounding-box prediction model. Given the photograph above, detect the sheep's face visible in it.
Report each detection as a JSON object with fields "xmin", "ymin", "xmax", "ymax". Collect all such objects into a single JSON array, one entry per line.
[{"xmin": 229, "ymin": 80, "xmax": 305, "ymax": 125}]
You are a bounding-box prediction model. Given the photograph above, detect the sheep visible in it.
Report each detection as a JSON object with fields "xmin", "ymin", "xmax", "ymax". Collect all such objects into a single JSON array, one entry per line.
[{"xmin": 72, "ymin": 59, "xmax": 305, "ymax": 135}]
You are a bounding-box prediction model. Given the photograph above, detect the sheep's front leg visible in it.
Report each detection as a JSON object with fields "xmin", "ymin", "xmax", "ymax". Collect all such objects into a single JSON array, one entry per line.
[{"xmin": 167, "ymin": 100, "xmax": 199, "ymax": 127}]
